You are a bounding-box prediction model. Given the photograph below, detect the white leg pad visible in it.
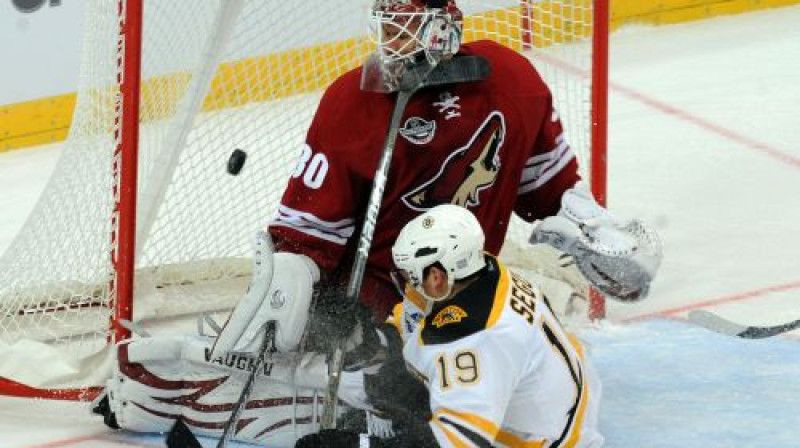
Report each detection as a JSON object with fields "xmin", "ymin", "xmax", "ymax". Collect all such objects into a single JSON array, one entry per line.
[{"xmin": 106, "ymin": 335, "xmax": 329, "ymax": 446}]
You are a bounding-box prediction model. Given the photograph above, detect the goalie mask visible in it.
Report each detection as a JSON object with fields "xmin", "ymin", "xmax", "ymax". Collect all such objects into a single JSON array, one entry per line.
[
  {"xmin": 392, "ymin": 204, "xmax": 485, "ymax": 302},
  {"xmin": 362, "ymin": 0, "xmax": 463, "ymax": 92}
]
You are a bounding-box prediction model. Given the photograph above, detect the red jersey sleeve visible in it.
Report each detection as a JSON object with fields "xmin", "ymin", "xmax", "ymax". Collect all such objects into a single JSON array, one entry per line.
[
  {"xmin": 268, "ymin": 68, "xmax": 379, "ymax": 272},
  {"xmin": 514, "ymin": 95, "xmax": 580, "ymax": 221},
  {"xmin": 509, "ymin": 62, "xmax": 581, "ymax": 222}
]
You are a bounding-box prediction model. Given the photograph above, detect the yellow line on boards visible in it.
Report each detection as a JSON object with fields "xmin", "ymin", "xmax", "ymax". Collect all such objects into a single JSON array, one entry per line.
[
  {"xmin": 0, "ymin": 94, "xmax": 76, "ymax": 152},
  {"xmin": 1, "ymin": 1, "xmax": 797, "ymax": 152}
]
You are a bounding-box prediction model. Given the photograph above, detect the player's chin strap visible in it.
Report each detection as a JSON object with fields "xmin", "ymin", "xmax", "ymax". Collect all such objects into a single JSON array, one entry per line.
[{"xmin": 530, "ymin": 183, "xmax": 663, "ymax": 302}]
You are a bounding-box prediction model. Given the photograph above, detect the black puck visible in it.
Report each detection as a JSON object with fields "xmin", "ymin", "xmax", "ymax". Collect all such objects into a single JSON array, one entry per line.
[{"xmin": 227, "ymin": 149, "xmax": 247, "ymax": 175}]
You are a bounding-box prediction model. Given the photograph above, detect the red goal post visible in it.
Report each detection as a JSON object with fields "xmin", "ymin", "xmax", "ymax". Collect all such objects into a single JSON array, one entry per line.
[{"xmin": 0, "ymin": 0, "xmax": 607, "ymax": 400}]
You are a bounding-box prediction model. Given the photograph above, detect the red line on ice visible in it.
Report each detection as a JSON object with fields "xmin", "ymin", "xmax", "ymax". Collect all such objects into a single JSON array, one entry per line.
[
  {"xmin": 532, "ymin": 52, "xmax": 800, "ymax": 169},
  {"xmin": 16, "ymin": 433, "xmax": 107, "ymax": 448},
  {"xmin": 623, "ymin": 280, "xmax": 800, "ymax": 322},
  {"xmin": 610, "ymin": 81, "xmax": 800, "ymax": 169}
]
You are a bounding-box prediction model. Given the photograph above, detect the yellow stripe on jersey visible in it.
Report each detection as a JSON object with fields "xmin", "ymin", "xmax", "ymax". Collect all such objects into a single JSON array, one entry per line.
[
  {"xmin": 562, "ymin": 333, "xmax": 591, "ymax": 448},
  {"xmin": 434, "ymin": 408, "xmax": 549, "ymax": 447},
  {"xmin": 567, "ymin": 333, "xmax": 586, "ymax": 359},
  {"xmin": 486, "ymin": 259, "xmax": 510, "ymax": 328},
  {"xmin": 563, "ymin": 370, "xmax": 591, "ymax": 448},
  {"xmin": 416, "ymin": 312, "xmax": 426, "ymax": 346},
  {"xmin": 435, "ymin": 408, "xmax": 499, "ymax": 442},
  {"xmin": 432, "ymin": 419, "xmax": 475, "ymax": 448},
  {"xmin": 495, "ymin": 430, "xmax": 546, "ymax": 448},
  {"xmin": 390, "ymin": 302, "xmax": 404, "ymax": 336},
  {"xmin": 404, "ymin": 284, "xmax": 428, "ymax": 311},
  {"xmin": 540, "ymin": 320, "xmax": 591, "ymax": 448}
]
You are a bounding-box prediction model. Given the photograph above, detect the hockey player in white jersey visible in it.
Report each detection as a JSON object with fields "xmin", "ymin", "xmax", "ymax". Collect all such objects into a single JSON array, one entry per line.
[{"xmin": 296, "ymin": 204, "xmax": 604, "ymax": 447}]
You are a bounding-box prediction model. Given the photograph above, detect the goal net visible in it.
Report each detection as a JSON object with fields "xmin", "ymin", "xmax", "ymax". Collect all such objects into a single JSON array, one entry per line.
[{"xmin": 0, "ymin": 0, "xmax": 606, "ymax": 398}]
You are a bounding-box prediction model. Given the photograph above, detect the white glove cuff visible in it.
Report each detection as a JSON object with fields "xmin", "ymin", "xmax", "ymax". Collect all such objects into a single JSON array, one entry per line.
[{"xmin": 559, "ymin": 182, "xmax": 615, "ymax": 225}]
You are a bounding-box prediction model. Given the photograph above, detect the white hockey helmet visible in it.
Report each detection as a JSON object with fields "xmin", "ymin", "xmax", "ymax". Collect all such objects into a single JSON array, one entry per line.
[
  {"xmin": 362, "ymin": 0, "xmax": 463, "ymax": 92},
  {"xmin": 391, "ymin": 204, "xmax": 485, "ymax": 302}
]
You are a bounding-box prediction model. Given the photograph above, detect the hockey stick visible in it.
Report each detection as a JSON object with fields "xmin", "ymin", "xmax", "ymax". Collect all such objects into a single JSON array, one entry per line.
[
  {"xmin": 320, "ymin": 55, "xmax": 491, "ymax": 430},
  {"xmin": 166, "ymin": 321, "xmax": 276, "ymax": 448},
  {"xmin": 688, "ymin": 309, "xmax": 800, "ymax": 339}
]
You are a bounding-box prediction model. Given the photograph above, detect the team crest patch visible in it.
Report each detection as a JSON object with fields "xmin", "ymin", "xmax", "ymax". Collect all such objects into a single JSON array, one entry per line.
[
  {"xmin": 402, "ymin": 111, "xmax": 506, "ymax": 211},
  {"xmin": 399, "ymin": 117, "xmax": 436, "ymax": 145},
  {"xmin": 432, "ymin": 305, "xmax": 468, "ymax": 328}
]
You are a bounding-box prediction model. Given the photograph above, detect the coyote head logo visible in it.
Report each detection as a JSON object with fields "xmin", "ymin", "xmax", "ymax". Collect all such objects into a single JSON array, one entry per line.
[{"xmin": 403, "ymin": 112, "xmax": 505, "ymax": 211}]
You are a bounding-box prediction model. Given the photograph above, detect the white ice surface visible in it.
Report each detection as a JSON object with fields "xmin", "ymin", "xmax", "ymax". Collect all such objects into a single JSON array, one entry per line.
[{"xmin": 1, "ymin": 5, "xmax": 799, "ymax": 447}]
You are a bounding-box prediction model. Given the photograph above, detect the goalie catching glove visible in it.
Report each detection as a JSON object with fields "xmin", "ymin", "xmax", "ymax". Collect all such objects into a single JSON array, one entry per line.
[
  {"xmin": 210, "ymin": 230, "xmax": 319, "ymax": 357},
  {"xmin": 530, "ymin": 183, "xmax": 662, "ymax": 302}
]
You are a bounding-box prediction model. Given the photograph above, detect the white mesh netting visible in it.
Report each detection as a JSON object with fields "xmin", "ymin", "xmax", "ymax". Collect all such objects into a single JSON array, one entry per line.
[{"xmin": 0, "ymin": 0, "xmax": 598, "ymax": 390}]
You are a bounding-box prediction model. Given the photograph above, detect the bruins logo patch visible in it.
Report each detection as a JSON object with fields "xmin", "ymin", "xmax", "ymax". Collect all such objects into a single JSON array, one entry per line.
[{"xmin": 432, "ymin": 305, "xmax": 468, "ymax": 328}]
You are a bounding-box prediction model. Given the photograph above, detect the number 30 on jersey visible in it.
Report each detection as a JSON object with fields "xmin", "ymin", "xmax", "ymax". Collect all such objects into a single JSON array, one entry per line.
[{"xmin": 292, "ymin": 144, "xmax": 329, "ymax": 189}]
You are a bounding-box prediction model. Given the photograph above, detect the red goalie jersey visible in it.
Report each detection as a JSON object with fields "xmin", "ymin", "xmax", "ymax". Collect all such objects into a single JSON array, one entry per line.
[{"xmin": 269, "ymin": 40, "xmax": 580, "ymax": 319}]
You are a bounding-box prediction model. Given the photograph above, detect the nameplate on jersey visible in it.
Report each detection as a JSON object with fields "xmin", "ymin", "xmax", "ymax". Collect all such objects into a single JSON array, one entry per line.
[{"xmin": 399, "ymin": 117, "xmax": 437, "ymax": 145}]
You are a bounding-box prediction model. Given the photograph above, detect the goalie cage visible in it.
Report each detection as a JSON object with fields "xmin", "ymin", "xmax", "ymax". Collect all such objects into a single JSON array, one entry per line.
[{"xmin": 0, "ymin": 0, "xmax": 608, "ymax": 400}]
